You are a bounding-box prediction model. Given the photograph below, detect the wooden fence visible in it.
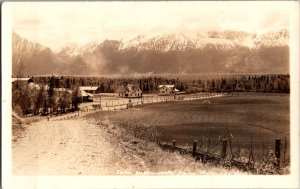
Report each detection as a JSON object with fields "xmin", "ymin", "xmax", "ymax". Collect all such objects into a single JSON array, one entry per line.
[
  {"xmin": 50, "ymin": 92, "xmax": 231, "ymax": 121},
  {"xmin": 93, "ymin": 92, "xmax": 231, "ymax": 110}
]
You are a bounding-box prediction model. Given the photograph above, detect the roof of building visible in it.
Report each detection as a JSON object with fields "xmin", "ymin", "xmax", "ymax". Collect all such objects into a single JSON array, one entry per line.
[
  {"xmin": 116, "ymin": 84, "xmax": 141, "ymax": 93},
  {"xmin": 12, "ymin": 78, "xmax": 34, "ymax": 83},
  {"xmin": 115, "ymin": 86, "xmax": 126, "ymax": 93},
  {"xmin": 79, "ymin": 86, "xmax": 99, "ymax": 91},
  {"xmin": 159, "ymin": 85, "xmax": 180, "ymax": 92},
  {"xmin": 158, "ymin": 85, "xmax": 175, "ymax": 89},
  {"xmin": 80, "ymin": 90, "xmax": 94, "ymax": 97}
]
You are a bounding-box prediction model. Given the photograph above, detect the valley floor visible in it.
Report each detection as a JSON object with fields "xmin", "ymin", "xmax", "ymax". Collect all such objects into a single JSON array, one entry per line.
[{"xmin": 12, "ymin": 93, "xmax": 289, "ymax": 175}]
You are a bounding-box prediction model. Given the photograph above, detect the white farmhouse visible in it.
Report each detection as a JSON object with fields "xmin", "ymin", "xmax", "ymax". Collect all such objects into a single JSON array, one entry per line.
[
  {"xmin": 158, "ymin": 85, "xmax": 179, "ymax": 96},
  {"xmin": 116, "ymin": 84, "xmax": 142, "ymax": 98}
]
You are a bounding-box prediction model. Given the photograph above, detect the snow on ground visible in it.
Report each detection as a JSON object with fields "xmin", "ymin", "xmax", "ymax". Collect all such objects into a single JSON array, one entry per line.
[{"xmin": 12, "ymin": 116, "xmax": 247, "ymax": 175}]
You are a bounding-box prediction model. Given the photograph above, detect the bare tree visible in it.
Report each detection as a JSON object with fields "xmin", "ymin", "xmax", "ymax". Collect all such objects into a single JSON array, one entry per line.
[
  {"xmin": 33, "ymin": 85, "xmax": 48, "ymax": 115},
  {"xmin": 71, "ymin": 85, "xmax": 81, "ymax": 111},
  {"xmin": 58, "ymin": 90, "xmax": 71, "ymax": 114},
  {"xmin": 14, "ymin": 84, "xmax": 33, "ymax": 115}
]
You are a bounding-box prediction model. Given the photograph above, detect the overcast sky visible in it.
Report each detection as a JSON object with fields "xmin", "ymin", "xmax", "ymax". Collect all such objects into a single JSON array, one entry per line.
[{"xmin": 10, "ymin": 1, "xmax": 293, "ymax": 51}]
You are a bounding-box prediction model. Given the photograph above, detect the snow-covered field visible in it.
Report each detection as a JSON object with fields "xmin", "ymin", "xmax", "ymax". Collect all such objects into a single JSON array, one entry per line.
[{"xmin": 12, "ymin": 118, "xmax": 246, "ymax": 175}]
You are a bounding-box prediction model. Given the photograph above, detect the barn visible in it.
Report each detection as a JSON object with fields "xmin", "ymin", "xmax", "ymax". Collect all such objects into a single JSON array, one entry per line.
[
  {"xmin": 80, "ymin": 90, "xmax": 94, "ymax": 102},
  {"xmin": 116, "ymin": 84, "xmax": 142, "ymax": 98},
  {"xmin": 79, "ymin": 86, "xmax": 100, "ymax": 94},
  {"xmin": 78, "ymin": 86, "xmax": 99, "ymax": 102},
  {"xmin": 158, "ymin": 85, "xmax": 179, "ymax": 96},
  {"xmin": 12, "ymin": 78, "xmax": 34, "ymax": 88},
  {"xmin": 12, "ymin": 77, "xmax": 34, "ymax": 83}
]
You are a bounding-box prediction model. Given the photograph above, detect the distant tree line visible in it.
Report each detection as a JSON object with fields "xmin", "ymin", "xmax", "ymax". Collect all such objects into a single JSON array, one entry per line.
[
  {"xmin": 12, "ymin": 74, "xmax": 289, "ymax": 116},
  {"xmin": 31, "ymin": 74, "xmax": 289, "ymax": 94},
  {"xmin": 187, "ymin": 74, "xmax": 290, "ymax": 93},
  {"xmin": 32, "ymin": 76, "xmax": 189, "ymax": 93}
]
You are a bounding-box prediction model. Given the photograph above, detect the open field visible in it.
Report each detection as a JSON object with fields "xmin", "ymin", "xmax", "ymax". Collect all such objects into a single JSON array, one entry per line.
[{"xmin": 85, "ymin": 94, "xmax": 290, "ymax": 163}]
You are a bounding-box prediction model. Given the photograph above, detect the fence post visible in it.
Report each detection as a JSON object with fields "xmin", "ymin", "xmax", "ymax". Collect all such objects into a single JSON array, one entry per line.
[
  {"xmin": 284, "ymin": 136, "xmax": 287, "ymax": 165},
  {"xmin": 172, "ymin": 140, "xmax": 176, "ymax": 150},
  {"xmin": 221, "ymin": 139, "xmax": 228, "ymax": 159},
  {"xmin": 200, "ymin": 138, "xmax": 203, "ymax": 149},
  {"xmin": 192, "ymin": 140, "xmax": 197, "ymax": 157},
  {"xmin": 275, "ymin": 138, "xmax": 281, "ymax": 168},
  {"xmin": 229, "ymin": 139, "xmax": 233, "ymax": 159},
  {"xmin": 235, "ymin": 142, "xmax": 239, "ymax": 155},
  {"xmin": 207, "ymin": 138, "xmax": 210, "ymax": 152}
]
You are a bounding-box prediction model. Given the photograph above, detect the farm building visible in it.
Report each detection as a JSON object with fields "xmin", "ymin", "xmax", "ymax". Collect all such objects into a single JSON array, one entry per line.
[
  {"xmin": 12, "ymin": 78, "xmax": 52, "ymax": 92},
  {"xmin": 79, "ymin": 86, "xmax": 100, "ymax": 94},
  {"xmin": 12, "ymin": 78, "xmax": 34, "ymax": 87},
  {"xmin": 12, "ymin": 77, "xmax": 34, "ymax": 83},
  {"xmin": 79, "ymin": 86, "xmax": 100, "ymax": 102},
  {"xmin": 158, "ymin": 85, "xmax": 179, "ymax": 96},
  {"xmin": 80, "ymin": 89, "xmax": 94, "ymax": 102},
  {"xmin": 12, "ymin": 77, "xmax": 36, "ymax": 89},
  {"xmin": 116, "ymin": 84, "xmax": 142, "ymax": 98}
]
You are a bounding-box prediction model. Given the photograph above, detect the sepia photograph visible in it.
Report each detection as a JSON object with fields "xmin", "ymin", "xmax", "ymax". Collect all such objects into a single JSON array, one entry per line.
[{"xmin": 1, "ymin": 1, "xmax": 299, "ymax": 188}]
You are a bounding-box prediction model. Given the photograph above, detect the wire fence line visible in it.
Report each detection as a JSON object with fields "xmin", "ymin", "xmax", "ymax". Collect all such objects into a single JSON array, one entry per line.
[{"xmin": 157, "ymin": 135, "xmax": 289, "ymax": 174}]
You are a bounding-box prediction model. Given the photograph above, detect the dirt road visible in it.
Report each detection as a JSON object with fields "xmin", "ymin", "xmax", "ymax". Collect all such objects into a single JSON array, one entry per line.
[
  {"xmin": 13, "ymin": 119, "xmax": 122, "ymax": 175},
  {"xmin": 13, "ymin": 117, "xmax": 245, "ymax": 175}
]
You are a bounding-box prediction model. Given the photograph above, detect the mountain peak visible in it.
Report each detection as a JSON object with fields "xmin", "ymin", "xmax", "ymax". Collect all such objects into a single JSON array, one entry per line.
[
  {"xmin": 254, "ymin": 28, "xmax": 289, "ymax": 48},
  {"xmin": 12, "ymin": 32, "xmax": 61, "ymax": 75}
]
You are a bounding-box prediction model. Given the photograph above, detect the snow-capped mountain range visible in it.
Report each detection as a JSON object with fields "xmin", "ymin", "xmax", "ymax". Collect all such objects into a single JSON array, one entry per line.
[
  {"xmin": 12, "ymin": 29, "xmax": 289, "ymax": 75},
  {"xmin": 119, "ymin": 32, "xmax": 245, "ymax": 52}
]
